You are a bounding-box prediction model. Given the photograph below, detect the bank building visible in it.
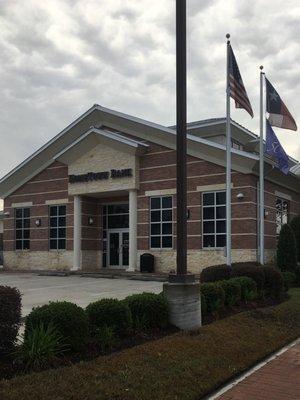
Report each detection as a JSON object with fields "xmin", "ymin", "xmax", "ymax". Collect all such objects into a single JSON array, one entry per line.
[{"xmin": 0, "ymin": 105, "xmax": 299, "ymax": 273}]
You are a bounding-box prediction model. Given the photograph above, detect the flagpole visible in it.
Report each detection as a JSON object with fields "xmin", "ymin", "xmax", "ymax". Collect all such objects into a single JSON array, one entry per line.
[
  {"xmin": 259, "ymin": 65, "xmax": 265, "ymax": 265},
  {"xmin": 226, "ymin": 33, "xmax": 232, "ymax": 267}
]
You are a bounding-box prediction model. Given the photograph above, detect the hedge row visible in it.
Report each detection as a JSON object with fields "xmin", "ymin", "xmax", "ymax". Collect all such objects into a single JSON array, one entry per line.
[
  {"xmin": 201, "ymin": 263, "xmax": 285, "ymax": 300},
  {"xmin": 201, "ymin": 276, "xmax": 258, "ymax": 316},
  {"xmin": 24, "ymin": 292, "xmax": 169, "ymax": 353},
  {"xmin": 2, "ymin": 288, "xmax": 299, "ymax": 400}
]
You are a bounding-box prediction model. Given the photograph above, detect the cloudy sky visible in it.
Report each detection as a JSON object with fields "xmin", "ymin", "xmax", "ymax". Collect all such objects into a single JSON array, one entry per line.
[{"xmin": 0, "ymin": 0, "xmax": 299, "ymax": 186}]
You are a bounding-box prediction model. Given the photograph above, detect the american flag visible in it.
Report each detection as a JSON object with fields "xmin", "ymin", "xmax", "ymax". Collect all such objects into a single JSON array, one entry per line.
[{"xmin": 228, "ymin": 45, "xmax": 254, "ymax": 118}]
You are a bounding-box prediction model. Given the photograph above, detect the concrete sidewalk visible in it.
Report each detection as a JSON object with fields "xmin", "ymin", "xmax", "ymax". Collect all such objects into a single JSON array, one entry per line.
[
  {"xmin": 215, "ymin": 340, "xmax": 300, "ymax": 400},
  {"xmin": 0, "ymin": 272, "xmax": 163, "ymax": 316}
]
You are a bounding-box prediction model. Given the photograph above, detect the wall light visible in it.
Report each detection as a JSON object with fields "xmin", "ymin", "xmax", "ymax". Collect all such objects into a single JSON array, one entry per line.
[
  {"xmin": 35, "ymin": 219, "xmax": 41, "ymax": 227},
  {"xmin": 236, "ymin": 193, "xmax": 244, "ymax": 200},
  {"xmin": 4, "ymin": 211, "xmax": 10, "ymax": 217},
  {"xmin": 88, "ymin": 217, "xmax": 94, "ymax": 226}
]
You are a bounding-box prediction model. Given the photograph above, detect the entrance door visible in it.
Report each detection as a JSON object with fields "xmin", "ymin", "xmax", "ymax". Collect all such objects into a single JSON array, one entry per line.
[{"xmin": 108, "ymin": 230, "xmax": 129, "ymax": 268}]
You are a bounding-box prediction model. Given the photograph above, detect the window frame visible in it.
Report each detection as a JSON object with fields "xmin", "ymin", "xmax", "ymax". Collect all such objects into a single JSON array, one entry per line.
[
  {"xmin": 49, "ymin": 205, "xmax": 67, "ymax": 251},
  {"xmin": 149, "ymin": 195, "xmax": 173, "ymax": 250},
  {"xmin": 202, "ymin": 191, "xmax": 226, "ymax": 249},
  {"xmin": 15, "ymin": 207, "xmax": 30, "ymax": 251}
]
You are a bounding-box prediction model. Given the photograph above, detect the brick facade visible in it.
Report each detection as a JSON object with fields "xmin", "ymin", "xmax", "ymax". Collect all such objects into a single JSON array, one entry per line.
[{"xmin": 2, "ymin": 134, "xmax": 300, "ymax": 274}]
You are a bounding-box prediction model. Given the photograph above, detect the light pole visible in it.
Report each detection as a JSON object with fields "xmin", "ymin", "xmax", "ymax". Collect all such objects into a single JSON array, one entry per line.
[{"xmin": 163, "ymin": 0, "xmax": 201, "ymax": 330}]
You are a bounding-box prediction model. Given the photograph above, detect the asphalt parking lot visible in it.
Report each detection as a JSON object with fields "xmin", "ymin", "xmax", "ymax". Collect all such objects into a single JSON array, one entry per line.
[{"xmin": 0, "ymin": 273, "xmax": 164, "ymax": 316}]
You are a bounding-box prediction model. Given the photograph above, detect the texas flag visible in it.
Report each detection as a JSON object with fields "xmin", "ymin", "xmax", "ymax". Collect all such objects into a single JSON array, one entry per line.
[
  {"xmin": 265, "ymin": 120, "xmax": 290, "ymax": 175},
  {"xmin": 266, "ymin": 78, "xmax": 297, "ymax": 131}
]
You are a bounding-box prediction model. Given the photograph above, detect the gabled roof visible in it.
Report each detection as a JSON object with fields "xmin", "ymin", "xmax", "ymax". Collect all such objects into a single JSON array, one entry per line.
[
  {"xmin": 54, "ymin": 127, "xmax": 149, "ymax": 165},
  {"xmin": 0, "ymin": 104, "xmax": 299, "ymax": 198}
]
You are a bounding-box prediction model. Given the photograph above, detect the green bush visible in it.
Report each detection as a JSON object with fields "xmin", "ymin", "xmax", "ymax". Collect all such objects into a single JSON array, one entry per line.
[
  {"xmin": 17, "ymin": 323, "xmax": 67, "ymax": 371},
  {"xmin": 86, "ymin": 299, "xmax": 132, "ymax": 337},
  {"xmin": 200, "ymin": 283, "xmax": 225, "ymax": 315},
  {"xmin": 0, "ymin": 286, "xmax": 22, "ymax": 355},
  {"xmin": 200, "ymin": 265, "xmax": 231, "ymax": 283},
  {"xmin": 25, "ymin": 301, "xmax": 88, "ymax": 352},
  {"xmin": 200, "ymin": 292, "xmax": 207, "ymax": 317},
  {"xmin": 277, "ymin": 224, "xmax": 297, "ymax": 272},
  {"xmin": 229, "ymin": 277, "xmax": 258, "ymax": 302},
  {"xmin": 261, "ymin": 266, "xmax": 284, "ymax": 300},
  {"xmin": 124, "ymin": 292, "xmax": 168, "ymax": 331},
  {"xmin": 231, "ymin": 263, "xmax": 265, "ymax": 294},
  {"xmin": 295, "ymin": 266, "xmax": 300, "ymax": 286},
  {"xmin": 217, "ymin": 279, "xmax": 241, "ymax": 307},
  {"xmin": 290, "ymin": 215, "xmax": 300, "ymax": 262},
  {"xmin": 94, "ymin": 326, "xmax": 117, "ymax": 353},
  {"xmin": 282, "ymin": 271, "xmax": 297, "ymax": 291}
]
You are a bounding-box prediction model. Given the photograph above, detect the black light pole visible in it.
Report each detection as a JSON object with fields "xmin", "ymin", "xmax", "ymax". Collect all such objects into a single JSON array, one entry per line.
[{"xmin": 176, "ymin": 0, "xmax": 187, "ymax": 277}]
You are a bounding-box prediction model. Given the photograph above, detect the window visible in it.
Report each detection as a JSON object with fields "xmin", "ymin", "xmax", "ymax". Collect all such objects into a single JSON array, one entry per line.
[
  {"xmin": 150, "ymin": 196, "xmax": 173, "ymax": 249},
  {"xmin": 276, "ymin": 198, "xmax": 289, "ymax": 236},
  {"xmin": 202, "ymin": 191, "xmax": 226, "ymax": 248},
  {"xmin": 15, "ymin": 208, "xmax": 30, "ymax": 250},
  {"xmin": 49, "ymin": 205, "xmax": 66, "ymax": 250}
]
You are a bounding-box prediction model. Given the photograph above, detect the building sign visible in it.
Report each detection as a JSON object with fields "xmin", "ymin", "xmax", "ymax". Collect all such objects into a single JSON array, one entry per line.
[{"xmin": 69, "ymin": 169, "xmax": 133, "ymax": 183}]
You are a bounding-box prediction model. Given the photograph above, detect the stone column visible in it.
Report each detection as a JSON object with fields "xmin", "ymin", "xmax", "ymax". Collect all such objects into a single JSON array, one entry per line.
[
  {"xmin": 128, "ymin": 189, "xmax": 137, "ymax": 272},
  {"xmin": 72, "ymin": 195, "xmax": 82, "ymax": 271},
  {"xmin": 163, "ymin": 282, "xmax": 202, "ymax": 330}
]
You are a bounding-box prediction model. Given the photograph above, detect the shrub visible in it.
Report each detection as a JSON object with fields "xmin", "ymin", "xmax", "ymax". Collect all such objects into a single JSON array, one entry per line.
[
  {"xmin": 200, "ymin": 283, "xmax": 225, "ymax": 315},
  {"xmin": 86, "ymin": 298, "xmax": 132, "ymax": 337},
  {"xmin": 290, "ymin": 215, "xmax": 300, "ymax": 262},
  {"xmin": 94, "ymin": 326, "xmax": 117, "ymax": 353},
  {"xmin": 17, "ymin": 323, "xmax": 67, "ymax": 371},
  {"xmin": 200, "ymin": 265, "xmax": 231, "ymax": 283},
  {"xmin": 282, "ymin": 271, "xmax": 297, "ymax": 291},
  {"xmin": 277, "ymin": 224, "xmax": 297, "ymax": 272},
  {"xmin": 124, "ymin": 292, "xmax": 168, "ymax": 331},
  {"xmin": 25, "ymin": 301, "xmax": 88, "ymax": 352},
  {"xmin": 231, "ymin": 263, "xmax": 265, "ymax": 294},
  {"xmin": 229, "ymin": 277, "xmax": 258, "ymax": 302},
  {"xmin": 200, "ymin": 292, "xmax": 207, "ymax": 317},
  {"xmin": 217, "ymin": 279, "xmax": 241, "ymax": 307},
  {"xmin": 0, "ymin": 286, "xmax": 22, "ymax": 355},
  {"xmin": 295, "ymin": 266, "xmax": 300, "ymax": 286},
  {"xmin": 261, "ymin": 266, "xmax": 284, "ymax": 300}
]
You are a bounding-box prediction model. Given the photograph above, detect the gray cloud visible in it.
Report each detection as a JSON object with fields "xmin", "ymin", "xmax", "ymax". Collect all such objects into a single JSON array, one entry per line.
[{"xmin": 0, "ymin": 0, "xmax": 299, "ymax": 196}]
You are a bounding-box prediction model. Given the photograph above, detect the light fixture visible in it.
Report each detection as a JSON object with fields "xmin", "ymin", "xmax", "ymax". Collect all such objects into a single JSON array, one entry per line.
[
  {"xmin": 35, "ymin": 219, "xmax": 41, "ymax": 227},
  {"xmin": 88, "ymin": 217, "xmax": 94, "ymax": 226},
  {"xmin": 236, "ymin": 193, "xmax": 244, "ymax": 200},
  {"xmin": 4, "ymin": 211, "xmax": 10, "ymax": 217},
  {"xmin": 264, "ymin": 209, "xmax": 269, "ymax": 218}
]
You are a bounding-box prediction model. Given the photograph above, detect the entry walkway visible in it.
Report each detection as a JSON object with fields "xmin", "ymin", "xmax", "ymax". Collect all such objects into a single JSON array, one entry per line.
[{"xmin": 215, "ymin": 340, "xmax": 300, "ymax": 400}]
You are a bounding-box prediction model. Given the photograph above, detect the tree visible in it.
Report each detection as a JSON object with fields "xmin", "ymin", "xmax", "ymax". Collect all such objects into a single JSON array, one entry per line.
[
  {"xmin": 277, "ymin": 224, "xmax": 297, "ymax": 272},
  {"xmin": 290, "ymin": 215, "xmax": 300, "ymax": 263}
]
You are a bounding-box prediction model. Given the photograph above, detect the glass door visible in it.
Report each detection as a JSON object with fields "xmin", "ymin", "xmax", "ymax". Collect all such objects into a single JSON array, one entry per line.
[
  {"xmin": 108, "ymin": 232, "xmax": 120, "ymax": 267},
  {"xmin": 108, "ymin": 230, "xmax": 129, "ymax": 268},
  {"xmin": 121, "ymin": 232, "xmax": 129, "ymax": 267}
]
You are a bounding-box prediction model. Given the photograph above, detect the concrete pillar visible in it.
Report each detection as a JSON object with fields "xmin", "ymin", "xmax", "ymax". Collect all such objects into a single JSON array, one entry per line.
[
  {"xmin": 128, "ymin": 189, "xmax": 137, "ymax": 272},
  {"xmin": 163, "ymin": 282, "xmax": 202, "ymax": 330},
  {"xmin": 72, "ymin": 195, "xmax": 82, "ymax": 271}
]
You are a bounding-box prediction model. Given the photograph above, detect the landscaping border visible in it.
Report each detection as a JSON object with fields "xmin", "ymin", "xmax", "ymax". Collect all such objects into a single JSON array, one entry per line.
[{"xmin": 0, "ymin": 288, "xmax": 299, "ymax": 400}]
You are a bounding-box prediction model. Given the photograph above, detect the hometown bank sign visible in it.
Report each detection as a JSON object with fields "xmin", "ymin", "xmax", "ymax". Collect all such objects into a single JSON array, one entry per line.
[{"xmin": 69, "ymin": 168, "xmax": 133, "ymax": 184}]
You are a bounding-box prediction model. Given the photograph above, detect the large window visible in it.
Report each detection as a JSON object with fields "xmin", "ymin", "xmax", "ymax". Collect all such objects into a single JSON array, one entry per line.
[
  {"xmin": 276, "ymin": 198, "xmax": 289, "ymax": 236},
  {"xmin": 15, "ymin": 208, "xmax": 30, "ymax": 250},
  {"xmin": 150, "ymin": 196, "xmax": 173, "ymax": 249},
  {"xmin": 202, "ymin": 191, "xmax": 226, "ymax": 248},
  {"xmin": 49, "ymin": 205, "xmax": 66, "ymax": 250}
]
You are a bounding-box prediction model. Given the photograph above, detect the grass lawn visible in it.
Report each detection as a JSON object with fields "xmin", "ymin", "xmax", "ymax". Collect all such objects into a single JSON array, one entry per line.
[{"xmin": 1, "ymin": 288, "xmax": 300, "ymax": 400}]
